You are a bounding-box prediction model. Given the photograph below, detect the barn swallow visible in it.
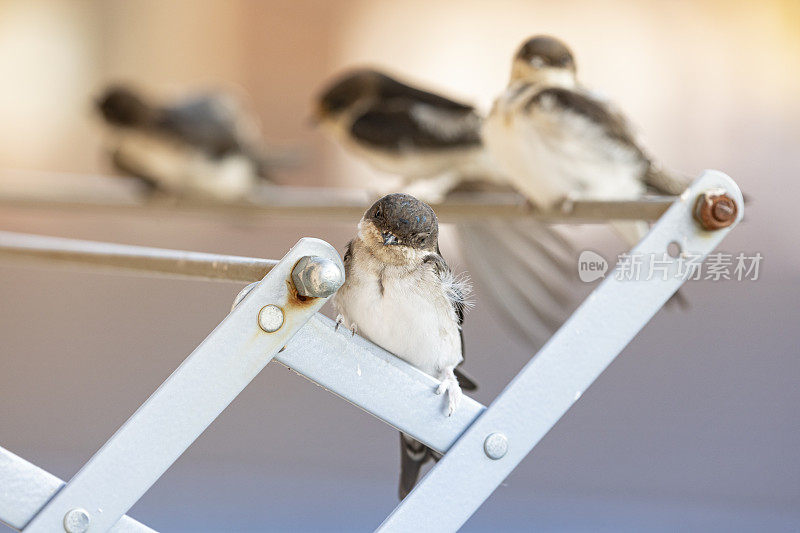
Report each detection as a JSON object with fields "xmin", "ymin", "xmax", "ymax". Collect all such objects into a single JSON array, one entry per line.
[
  {"xmin": 482, "ymin": 35, "xmax": 688, "ymax": 246},
  {"xmin": 314, "ymin": 68, "xmax": 504, "ymax": 202},
  {"xmin": 96, "ymin": 85, "xmax": 293, "ymax": 200},
  {"xmin": 332, "ymin": 193, "xmax": 476, "ymax": 498}
]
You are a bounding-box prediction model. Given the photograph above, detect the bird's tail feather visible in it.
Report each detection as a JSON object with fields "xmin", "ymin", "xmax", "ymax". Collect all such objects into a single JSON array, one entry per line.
[
  {"xmin": 644, "ymin": 165, "xmax": 690, "ymax": 196},
  {"xmin": 399, "ymin": 433, "xmax": 433, "ymax": 500}
]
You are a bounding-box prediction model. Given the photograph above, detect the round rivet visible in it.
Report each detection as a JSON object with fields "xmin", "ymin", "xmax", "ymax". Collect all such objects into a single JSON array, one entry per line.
[
  {"xmin": 258, "ymin": 304, "xmax": 284, "ymax": 333},
  {"xmin": 63, "ymin": 508, "xmax": 90, "ymax": 533},
  {"xmin": 484, "ymin": 432, "xmax": 508, "ymax": 460}
]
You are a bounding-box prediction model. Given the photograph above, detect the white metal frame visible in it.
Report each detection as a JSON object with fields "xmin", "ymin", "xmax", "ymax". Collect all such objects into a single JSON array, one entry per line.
[{"xmin": 0, "ymin": 170, "xmax": 743, "ymax": 532}]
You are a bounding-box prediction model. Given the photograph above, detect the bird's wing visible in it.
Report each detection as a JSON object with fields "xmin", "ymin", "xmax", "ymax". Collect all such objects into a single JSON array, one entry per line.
[
  {"xmin": 456, "ymin": 219, "xmax": 579, "ymax": 350},
  {"xmin": 516, "ymin": 86, "xmax": 652, "ymax": 198},
  {"xmin": 583, "ymin": 89, "xmax": 689, "ymax": 196},
  {"xmin": 350, "ymin": 100, "xmax": 482, "ymax": 152},
  {"xmin": 422, "ymin": 251, "xmax": 477, "ymax": 391},
  {"xmin": 156, "ymin": 93, "xmax": 250, "ymax": 156},
  {"xmin": 524, "ymin": 86, "xmax": 643, "ymax": 155}
]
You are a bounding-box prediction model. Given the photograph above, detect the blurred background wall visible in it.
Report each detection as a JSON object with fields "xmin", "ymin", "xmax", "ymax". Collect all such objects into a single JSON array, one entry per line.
[{"xmin": 0, "ymin": 1, "xmax": 798, "ymax": 531}]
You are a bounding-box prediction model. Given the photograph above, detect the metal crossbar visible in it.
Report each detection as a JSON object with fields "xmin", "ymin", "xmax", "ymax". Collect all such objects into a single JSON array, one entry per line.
[
  {"xmin": 0, "ymin": 170, "xmax": 742, "ymax": 532},
  {"xmin": 0, "ymin": 171, "xmax": 673, "ymax": 223}
]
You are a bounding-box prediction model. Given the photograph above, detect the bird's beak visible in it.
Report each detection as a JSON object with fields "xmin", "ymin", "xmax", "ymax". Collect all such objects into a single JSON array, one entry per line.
[{"xmin": 382, "ymin": 231, "xmax": 399, "ymax": 246}]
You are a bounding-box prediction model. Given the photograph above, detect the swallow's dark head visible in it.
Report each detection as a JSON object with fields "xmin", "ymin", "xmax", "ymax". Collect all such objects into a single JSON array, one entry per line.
[
  {"xmin": 315, "ymin": 68, "xmax": 393, "ymax": 121},
  {"xmin": 361, "ymin": 193, "xmax": 439, "ymax": 254},
  {"xmin": 511, "ymin": 36, "xmax": 576, "ymax": 83},
  {"xmin": 96, "ymin": 86, "xmax": 151, "ymax": 127}
]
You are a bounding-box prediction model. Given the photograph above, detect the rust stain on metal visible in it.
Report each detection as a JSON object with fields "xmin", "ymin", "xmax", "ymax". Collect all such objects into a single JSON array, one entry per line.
[
  {"xmin": 694, "ymin": 191, "xmax": 738, "ymax": 230},
  {"xmin": 285, "ymin": 278, "xmax": 318, "ymax": 308}
]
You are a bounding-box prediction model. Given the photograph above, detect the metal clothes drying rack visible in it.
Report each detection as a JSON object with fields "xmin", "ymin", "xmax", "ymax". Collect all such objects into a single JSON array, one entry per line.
[{"xmin": 0, "ymin": 170, "xmax": 742, "ymax": 532}]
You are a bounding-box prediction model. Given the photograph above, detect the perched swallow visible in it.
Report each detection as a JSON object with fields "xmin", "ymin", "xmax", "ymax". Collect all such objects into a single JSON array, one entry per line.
[
  {"xmin": 314, "ymin": 68, "xmax": 503, "ymax": 202},
  {"xmin": 96, "ymin": 85, "xmax": 291, "ymax": 200},
  {"xmin": 483, "ymin": 35, "xmax": 688, "ymax": 245},
  {"xmin": 332, "ymin": 193, "xmax": 476, "ymax": 498}
]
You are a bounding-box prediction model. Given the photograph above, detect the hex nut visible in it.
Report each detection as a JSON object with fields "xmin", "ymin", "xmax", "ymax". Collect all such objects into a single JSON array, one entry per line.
[
  {"xmin": 694, "ymin": 191, "xmax": 737, "ymax": 230},
  {"xmin": 292, "ymin": 256, "xmax": 344, "ymax": 298}
]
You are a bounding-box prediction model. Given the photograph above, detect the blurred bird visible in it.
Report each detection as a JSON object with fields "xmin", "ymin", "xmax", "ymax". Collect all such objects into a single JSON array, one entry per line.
[
  {"xmin": 96, "ymin": 85, "xmax": 294, "ymax": 201},
  {"xmin": 315, "ymin": 68, "xmax": 578, "ymax": 347},
  {"xmin": 332, "ymin": 193, "xmax": 476, "ymax": 498},
  {"xmin": 483, "ymin": 35, "xmax": 688, "ymax": 246},
  {"xmin": 314, "ymin": 68, "xmax": 505, "ymax": 202}
]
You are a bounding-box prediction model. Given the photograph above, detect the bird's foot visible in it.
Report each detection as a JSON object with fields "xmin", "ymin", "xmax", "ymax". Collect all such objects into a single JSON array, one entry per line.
[
  {"xmin": 435, "ymin": 372, "xmax": 462, "ymax": 416},
  {"xmin": 334, "ymin": 314, "xmax": 357, "ymax": 336}
]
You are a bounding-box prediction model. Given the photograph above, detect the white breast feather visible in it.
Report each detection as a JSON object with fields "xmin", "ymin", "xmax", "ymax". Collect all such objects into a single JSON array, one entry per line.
[
  {"xmin": 483, "ymin": 84, "xmax": 647, "ymax": 208},
  {"xmin": 333, "ymin": 242, "xmax": 467, "ymax": 378}
]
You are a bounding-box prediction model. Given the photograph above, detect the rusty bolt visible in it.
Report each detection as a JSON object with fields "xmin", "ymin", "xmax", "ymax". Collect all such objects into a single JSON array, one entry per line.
[{"xmin": 694, "ymin": 190, "xmax": 738, "ymax": 230}]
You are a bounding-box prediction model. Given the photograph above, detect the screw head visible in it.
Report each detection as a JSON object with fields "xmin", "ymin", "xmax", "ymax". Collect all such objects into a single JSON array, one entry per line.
[
  {"xmin": 694, "ymin": 190, "xmax": 738, "ymax": 230},
  {"xmin": 484, "ymin": 432, "xmax": 508, "ymax": 460},
  {"xmin": 292, "ymin": 256, "xmax": 344, "ymax": 298},
  {"xmin": 258, "ymin": 304, "xmax": 284, "ymax": 333},
  {"xmin": 63, "ymin": 508, "xmax": 90, "ymax": 533}
]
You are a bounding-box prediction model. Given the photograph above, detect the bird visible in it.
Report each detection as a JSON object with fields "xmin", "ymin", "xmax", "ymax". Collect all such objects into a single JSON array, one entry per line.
[
  {"xmin": 332, "ymin": 193, "xmax": 476, "ymax": 498},
  {"xmin": 314, "ymin": 67, "xmax": 578, "ymax": 349},
  {"xmin": 96, "ymin": 85, "xmax": 292, "ymax": 201},
  {"xmin": 482, "ymin": 35, "xmax": 688, "ymax": 246},
  {"xmin": 314, "ymin": 68, "xmax": 504, "ymax": 202}
]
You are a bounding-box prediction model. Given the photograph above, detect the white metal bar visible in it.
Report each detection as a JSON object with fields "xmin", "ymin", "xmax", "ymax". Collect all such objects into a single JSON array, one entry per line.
[
  {"xmin": 23, "ymin": 238, "xmax": 342, "ymax": 533},
  {"xmin": 0, "ymin": 231, "xmax": 277, "ymax": 283},
  {"xmin": 275, "ymin": 314, "xmax": 486, "ymax": 454},
  {"xmin": 377, "ymin": 170, "xmax": 744, "ymax": 532},
  {"xmin": 0, "ymin": 446, "xmax": 155, "ymax": 532}
]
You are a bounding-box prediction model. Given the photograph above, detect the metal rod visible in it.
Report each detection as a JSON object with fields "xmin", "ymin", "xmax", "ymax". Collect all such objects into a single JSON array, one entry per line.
[
  {"xmin": 275, "ymin": 314, "xmax": 486, "ymax": 454},
  {"xmin": 377, "ymin": 170, "xmax": 744, "ymax": 532},
  {"xmin": 0, "ymin": 231, "xmax": 277, "ymax": 283},
  {"xmin": 0, "ymin": 171, "xmax": 674, "ymax": 223},
  {"xmin": 23, "ymin": 238, "xmax": 340, "ymax": 533},
  {"xmin": 0, "ymin": 446, "xmax": 155, "ymax": 532}
]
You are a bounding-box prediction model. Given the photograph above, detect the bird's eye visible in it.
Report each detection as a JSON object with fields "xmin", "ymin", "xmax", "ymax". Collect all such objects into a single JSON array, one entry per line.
[
  {"xmin": 531, "ymin": 56, "xmax": 545, "ymax": 68},
  {"xmin": 374, "ymin": 207, "xmax": 382, "ymax": 218}
]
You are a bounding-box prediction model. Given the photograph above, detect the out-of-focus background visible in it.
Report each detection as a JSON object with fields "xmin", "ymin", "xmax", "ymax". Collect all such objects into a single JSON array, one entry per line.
[{"xmin": 1, "ymin": 1, "xmax": 799, "ymax": 531}]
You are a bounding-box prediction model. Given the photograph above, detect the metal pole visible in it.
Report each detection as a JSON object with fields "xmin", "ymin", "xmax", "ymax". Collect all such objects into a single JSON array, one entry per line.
[
  {"xmin": 0, "ymin": 171, "xmax": 674, "ymax": 223},
  {"xmin": 0, "ymin": 231, "xmax": 277, "ymax": 283},
  {"xmin": 377, "ymin": 170, "xmax": 744, "ymax": 532},
  {"xmin": 0, "ymin": 446, "xmax": 155, "ymax": 532}
]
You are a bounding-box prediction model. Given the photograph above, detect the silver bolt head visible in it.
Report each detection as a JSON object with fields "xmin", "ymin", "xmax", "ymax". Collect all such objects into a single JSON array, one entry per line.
[
  {"xmin": 63, "ymin": 508, "xmax": 90, "ymax": 533},
  {"xmin": 258, "ymin": 304, "xmax": 284, "ymax": 333},
  {"xmin": 484, "ymin": 432, "xmax": 508, "ymax": 460},
  {"xmin": 292, "ymin": 256, "xmax": 344, "ymax": 298}
]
